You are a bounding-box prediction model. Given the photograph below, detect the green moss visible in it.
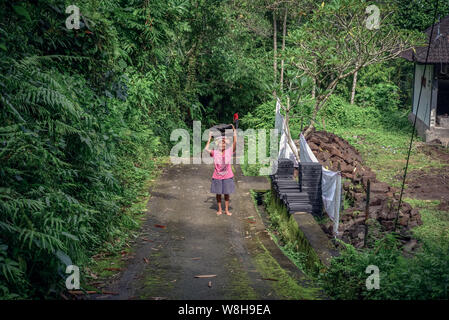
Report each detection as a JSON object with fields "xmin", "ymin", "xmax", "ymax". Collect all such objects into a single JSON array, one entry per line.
[
  {"xmin": 141, "ymin": 272, "xmax": 174, "ymax": 299},
  {"xmin": 224, "ymin": 257, "xmax": 258, "ymax": 299},
  {"xmin": 251, "ymin": 237, "xmax": 321, "ymax": 300},
  {"xmin": 90, "ymin": 251, "xmax": 130, "ymax": 279},
  {"xmin": 251, "ymin": 191, "xmax": 308, "ymax": 273},
  {"xmin": 249, "ymin": 191, "xmax": 324, "ymax": 299},
  {"xmin": 139, "ymin": 249, "xmax": 175, "ymax": 299},
  {"xmin": 264, "ymin": 191, "xmax": 322, "ymax": 272}
]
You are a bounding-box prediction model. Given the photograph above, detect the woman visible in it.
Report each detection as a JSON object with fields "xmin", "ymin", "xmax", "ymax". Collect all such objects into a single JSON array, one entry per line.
[{"xmin": 204, "ymin": 125, "xmax": 237, "ymax": 216}]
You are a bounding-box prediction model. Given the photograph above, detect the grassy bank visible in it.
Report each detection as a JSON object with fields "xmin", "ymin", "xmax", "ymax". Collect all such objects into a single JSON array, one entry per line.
[{"xmin": 85, "ymin": 157, "xmax": 168, "ymax": 292}]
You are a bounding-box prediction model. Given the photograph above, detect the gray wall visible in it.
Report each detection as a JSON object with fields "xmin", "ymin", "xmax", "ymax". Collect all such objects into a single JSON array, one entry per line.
[{"xmin": 413, "ymin": 63, "xmax": 433, "ymax": 127}]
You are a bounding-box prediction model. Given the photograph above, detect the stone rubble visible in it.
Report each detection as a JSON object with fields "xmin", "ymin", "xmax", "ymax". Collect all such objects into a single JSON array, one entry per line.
[{"xmin": 295, "ymin": 129, "xmax": 423, "ymax": 249}]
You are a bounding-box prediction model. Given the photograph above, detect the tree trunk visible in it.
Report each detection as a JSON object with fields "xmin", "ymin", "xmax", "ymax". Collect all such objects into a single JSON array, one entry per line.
[
  {"xmin": 284, "ymin": 114, "xmax": 300, "ymax": 163},
  {"xmin": 311, "ymin": 58, "xmax": 317, "ymax": 98},
  {"xmin": 280, "ymin": 8, "xmax": 287, "ymax": 91},
  {"xmin": 273, "ymin": 11, "xmax": 277, "ymax": 96},
  {"xmin": 304, "ymin": 80, "xmax": 339, "ymax": 137},
  {"xmin": 303, "ymin": 115, "xmax": 316, "ymax": 137},
  {"xmin": 312, "ymin": 76, "xmax": 316, "ymax": 99},
  {"xmin": 350, "ymin": 70, "xmax": 358, "ymax": 105},
  {"xmin": 185, "ymin": 42, "xmax": 198, "ymax": 120}
]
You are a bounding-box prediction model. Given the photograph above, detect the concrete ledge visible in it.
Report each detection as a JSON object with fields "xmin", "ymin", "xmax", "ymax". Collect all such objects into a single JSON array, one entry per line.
[
  {"xmin": 236, "ymin": 176, "xmax": 270, "ymax": 191},
  {"xmin": 233, "ymin": 164, "xmax": 271, "ymax": 191},
  {"xmin": 292, "ymin": 212, "xmax": 337, "ymax": 267},
  {"xmin": 266, "ymin": 191, "xmax": 337, "ymax": 269}
]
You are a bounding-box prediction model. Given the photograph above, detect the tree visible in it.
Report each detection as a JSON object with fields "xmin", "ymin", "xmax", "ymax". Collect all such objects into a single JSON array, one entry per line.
[
  {"xmin": 265, "ymin": 0, "xmax": 316, "ymax": 95},
  {"xmin": 283, "ymin": 0, "xmax": 423, "ymax": 137}
]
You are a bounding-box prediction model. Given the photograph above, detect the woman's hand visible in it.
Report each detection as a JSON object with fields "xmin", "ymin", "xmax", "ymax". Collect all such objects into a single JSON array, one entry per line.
[
  {"xmin": 231, "ymin": 124, "xmax": 237, "ymax": 152},
  {"xmin": 205, "ymin": 130, "xmax": 213, "ymax": 154}
]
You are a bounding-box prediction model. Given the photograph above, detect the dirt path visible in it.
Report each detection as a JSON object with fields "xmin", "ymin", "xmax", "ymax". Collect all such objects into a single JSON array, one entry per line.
[
  {"xmin": 94, "ymin": 162, "xmax": 323, "ymax": 300},
  {"xmin": 402, "ymin": 144, "xmax": 449, "ymax": 201}
]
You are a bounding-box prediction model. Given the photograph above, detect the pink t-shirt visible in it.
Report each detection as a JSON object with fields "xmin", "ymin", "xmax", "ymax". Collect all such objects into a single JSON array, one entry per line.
[{"xmin": 210, "ymin": 147, "xmax": 234, "ymax": 180}]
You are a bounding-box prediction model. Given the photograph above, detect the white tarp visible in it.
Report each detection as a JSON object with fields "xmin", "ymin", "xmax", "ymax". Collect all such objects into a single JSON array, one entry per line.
[
  {"xmin": 279, "ymin": 130, "xmax": 299, "ymax": 167},
  {"xmin": 276, "ymin": 99, "xmax": 299, "ymax": 167},
  {"xmin": 275, "ymin": 98, "xmax": 283, "ymax": 133},
  {"xmin": 300, "ymin": 134, "xmax": 341, "ymax": 236},
  {"xmin": 299, "ymin": 133, "xmax": 319, "ymax": 163},
  {"xmin": 321, "ymin": 169, "xmax": 341, "ymax": 235}
]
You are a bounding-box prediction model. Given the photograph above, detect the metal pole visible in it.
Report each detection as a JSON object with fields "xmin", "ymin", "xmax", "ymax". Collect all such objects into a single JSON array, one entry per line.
[
  {"xmin": 364, "ymin": 179, "xmax": 371, "ymax": 247},
  {"xmin": 337, "ymin": 163, "xmax": 344, "ymax": 212}
]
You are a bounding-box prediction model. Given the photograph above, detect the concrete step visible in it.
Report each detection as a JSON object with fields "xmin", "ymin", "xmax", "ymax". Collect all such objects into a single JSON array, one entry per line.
[{"xmin": 427, "ymin": 126, "xmax": 449, "ymax": 144}]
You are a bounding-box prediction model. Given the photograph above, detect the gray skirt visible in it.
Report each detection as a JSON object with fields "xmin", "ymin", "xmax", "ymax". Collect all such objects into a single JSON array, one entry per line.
[{"xmin": 210, "ymin": 177, "xmax": 235, "ymax": 194}]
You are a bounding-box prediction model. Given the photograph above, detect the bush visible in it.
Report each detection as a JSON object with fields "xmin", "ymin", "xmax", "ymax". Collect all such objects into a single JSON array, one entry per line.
[
  {"xmin": 0, "ymin": 57, "xmax": 162, "ymax": 298},
  {"xmin": 0, "ymin": 0, "xmax": 191, "ymax": 298},
  {"xmin": 316, "ymin": 95, "xmax": 383, "ymax": 130},
  {"xmin": 355, "ymin": 83, "xmax": 401, "ymax": 111},
  {"xmin": 319, "ymin": 234, "xmax": 449, "ymax": 300},
  {"xmin": 240, "ymin": 100, "xmax": 276, "ymax": 130}
]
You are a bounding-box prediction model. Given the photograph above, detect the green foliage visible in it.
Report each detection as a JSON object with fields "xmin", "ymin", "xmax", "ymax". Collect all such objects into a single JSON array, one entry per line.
[
  {"xmin": 394, "ymin": 0, "xmax": 449, "ymax": 31},
  {"xmin": 319, "ymin": 235, "xmax": 401, "ymax": 299},
  {"xmin": 240, "ymin": 100, "xmax": 276, "ymax": 130},
  {"xmin": 242, "ymin": 92, "xmax": 408, "ymax": 134},
  {"xmin": 320, "ymin": 234, "xmax": 449, "ymax": 300},
  {"xmin": 0, "ymin": 0, "xmax": 274, "ymax": 298},
  {"xmin": 0, "ymin": 0, "xmax": 186, "ymax": 299},
  {"xmin": 317, "ymin": 95, "xmax": 383, "ymax": 129},
  {"xmin": 281, "ymin": 0, "xmax": 422, "ymax": 125},
  {"xmin": 0, "ymin": 55, "xmax": 163, "ymax": 298},
  {"xmin": 408, "ymin": 199, "xmax": 449, "ymax": 245},
  {"xmin": 1, "ymin": 0, "xmax": 448, "ymax": 300},
  {"xmin": 357, "ymin": 83, "xmax": 400, "ymax": 111}
]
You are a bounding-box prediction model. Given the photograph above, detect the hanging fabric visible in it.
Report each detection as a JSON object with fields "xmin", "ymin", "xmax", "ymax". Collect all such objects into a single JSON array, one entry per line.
[
  {"xmin": 276, "ymin": 98, "xmax": 299, "ymax": 167},
  {"xmin": 275, "ymin": 98, "xmax": 284, "ymax": 134},
  {"xmin": 300, "ymin": 134, "xmax": 341, "ymax": 236}
]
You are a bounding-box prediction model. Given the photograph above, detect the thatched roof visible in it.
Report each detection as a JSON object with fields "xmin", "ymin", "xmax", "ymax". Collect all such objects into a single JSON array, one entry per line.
[{"xmin": 401, "ymin": 15, "xmax": 449, "ymax": 64}]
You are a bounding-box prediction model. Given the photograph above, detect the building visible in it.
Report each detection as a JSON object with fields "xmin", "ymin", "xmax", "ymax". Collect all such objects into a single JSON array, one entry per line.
[{"xmin": 401, "ymin": 16, "xmax": 449, "ymax": 143}]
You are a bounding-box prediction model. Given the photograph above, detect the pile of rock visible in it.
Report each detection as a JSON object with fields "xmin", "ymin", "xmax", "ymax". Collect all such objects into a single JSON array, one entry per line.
[{"xmin": 295, "ymin": 130, "xmax": 423, "ymax": 248}]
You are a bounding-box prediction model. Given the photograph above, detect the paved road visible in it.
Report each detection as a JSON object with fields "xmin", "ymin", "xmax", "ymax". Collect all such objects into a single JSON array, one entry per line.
[{"xmin": 98, "ymin": 162, "xmax": 322, "ymax": 300}]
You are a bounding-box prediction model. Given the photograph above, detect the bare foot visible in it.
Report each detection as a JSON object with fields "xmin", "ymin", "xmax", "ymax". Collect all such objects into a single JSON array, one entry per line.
[
  {"xmin": 216, "ymin": 211, "xmax": 223, "ymax": 215},
  {"xmin": 225, "ymin": 211, "xmax": 232, "ymax": 216}
]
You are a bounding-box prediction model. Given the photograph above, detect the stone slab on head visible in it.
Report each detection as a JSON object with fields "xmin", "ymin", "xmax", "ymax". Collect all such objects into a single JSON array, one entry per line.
[{"xmin": 210, "ymin": 124, "xmax": 233, "ymax": 136}]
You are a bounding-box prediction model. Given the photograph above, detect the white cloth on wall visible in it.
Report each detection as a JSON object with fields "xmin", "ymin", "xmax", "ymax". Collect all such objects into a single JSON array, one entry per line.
[
  {"xmin": 321, "ymin": 168, "xmax": 341, "ymax": 235},
  {"xmin": 299, "ymin": 134, "xmax": 319, "ymax": 163},
  {"xmin": 300, "ymin": 134, "xmax": 341, "ymax": 235},
  {"xmin": 275, "ymin": 98, "xmax": 283, "ymax": 134}
]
